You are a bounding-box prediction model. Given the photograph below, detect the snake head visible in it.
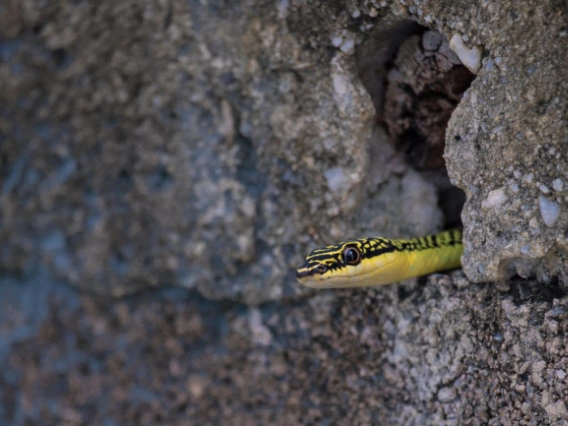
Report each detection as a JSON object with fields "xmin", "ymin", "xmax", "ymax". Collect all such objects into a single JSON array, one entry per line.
[
  {"xmin": 296, "ymin": 237, "xmax": 406, "ymax": 288},
  {"xmin": 296, "ymin": 240, "xmax": 369, "ymax": 288}
]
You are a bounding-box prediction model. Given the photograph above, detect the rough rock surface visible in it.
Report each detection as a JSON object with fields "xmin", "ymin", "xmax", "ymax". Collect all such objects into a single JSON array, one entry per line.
[
  {"xmin": 0, "ymin": 0, "xmax": 443, "ymax": 303},
  {"xmin": 421, "ymin": 0, "xmax": 568, "ymax": 284},
  {"xmin": 1, "ymin": 271, "xmax": 567, "ymax": 425},
  {"xmin": 1, "ymin": 0, "xmax": 568, "ymax": 425}
]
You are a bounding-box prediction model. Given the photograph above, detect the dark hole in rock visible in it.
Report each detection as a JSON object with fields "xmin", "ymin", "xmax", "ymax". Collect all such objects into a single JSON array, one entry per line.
[{"xmin": 357, "ymin": 20, "xmax": 474, "ymax": 228}]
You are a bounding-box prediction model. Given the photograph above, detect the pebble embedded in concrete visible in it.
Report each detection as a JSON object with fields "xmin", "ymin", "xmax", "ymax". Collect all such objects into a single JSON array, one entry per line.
[
  {"xmin": 552, "ymin": 179, "xmax": 563, "ymax": 192},
  {"xmin": 449, "ymin": 34, "xmax": 481, "ymax": 73},
  {"xmin": 482, "ymin": 188, "xmax": 508, "ymax": 209},
  {"xmin": 538, "ymin": 195, "xmax": 560, "ymax": 227},
  {"xmin": 324, "ymin": 167, "xmax": 349, "ymax": 192}
]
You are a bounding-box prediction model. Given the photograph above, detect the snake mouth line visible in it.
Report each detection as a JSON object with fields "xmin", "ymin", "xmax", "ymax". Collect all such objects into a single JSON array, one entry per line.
[{"xmin": 296, "ymin": 266, "xmax": 311, "ymax": 279}]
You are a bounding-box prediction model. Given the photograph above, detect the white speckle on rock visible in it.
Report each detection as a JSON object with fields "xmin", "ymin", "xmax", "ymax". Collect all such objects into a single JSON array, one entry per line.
[
  {"xmin": 322, "ymin": 138, "xmax": 337, "ymax": 149},
  {"xmin": 539, "ymin": 184, "xmax": 551, "ymax": 194},
  {"xmin": 556, "ymin": 369, "xmax": 567, "ymax": 380},
  {"xmin": 277, "ymin": 0, "xmax": 289, "ymax": 19},
  {"xmin": 248, "ymin": 308, "xmax": 272, "ymax": 346},
  {"xmin": 513, "ymin": 169, "xmax": 522, "ymax": 179},
  {"xmin": 482, "ymin": 188, "xmax": 508, "ymax": 209},
  {"xmin": 524, "ymin": 172, "xmax": 534, "ymax": 183},
  {"xmin": 332, "ymin": 73, "xmax": 348, "ymax": 97},
  {"xmin": 552, "ymin": 178, "xmax": 564, "ymax": 192},
  {"xmin": 539, "ymin": 195, "xmax": 561, "ymax": 227},
  {"xmin": 437, "ymin": 386, "xmax": 456, "ymax": 402},
  {"xmin": 339, "ymin": 37, "xmax": 355, "ymax": 55},
  {"xmin": 331, "ymin": 36, "xmax": 343, "ymax": 47},
  {"xmin": 240, "ymin": 196, "xmax": 256, "ymax": 218},
  {"xmin": 531, "ymin": 360, "xmax": 546, "ymax": 386},
  {"xmin": 324, "ymin": 167, "xmax": 349, "ymax": 192},
  {"xmin": 351, "ymin": 9, "xmax": 361, "ymax": 18},
  {"xmin": 449, "ymin": 34, "xmax": 481, "ymax": 73}
]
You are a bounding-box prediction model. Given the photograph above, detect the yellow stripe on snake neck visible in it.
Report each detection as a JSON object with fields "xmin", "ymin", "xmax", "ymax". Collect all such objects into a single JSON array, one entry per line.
[{"xmin": 296, "ymin": 229, "xmax": 463, "ymax": 288}]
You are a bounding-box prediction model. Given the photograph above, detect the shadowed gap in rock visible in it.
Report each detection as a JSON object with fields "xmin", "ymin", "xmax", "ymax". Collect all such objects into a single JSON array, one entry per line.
[{"xmin": 356, "ymin": 20, "xmax": 475, "ymax": 229}]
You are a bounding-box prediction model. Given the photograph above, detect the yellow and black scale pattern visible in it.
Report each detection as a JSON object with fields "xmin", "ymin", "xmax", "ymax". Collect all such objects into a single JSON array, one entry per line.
[{"xmin": 296, "ymin": 229, "xmax": 463, "ymax": 288}]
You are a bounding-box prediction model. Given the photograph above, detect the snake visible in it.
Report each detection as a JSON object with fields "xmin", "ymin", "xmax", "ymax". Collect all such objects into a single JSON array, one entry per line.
[{"xmin": 296, "ymin": 229, "xmax": 463, "ymax": 288}]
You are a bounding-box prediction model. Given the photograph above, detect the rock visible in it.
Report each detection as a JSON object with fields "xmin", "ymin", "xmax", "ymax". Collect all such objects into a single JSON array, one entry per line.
[
  {"xmin": 0, "ymin": 0, "xmax": 373, "ymax": 303},
  {"xmin": 0, "ymin": 0, "xmax": 451, "ymax": 303},
  {"xmin": 448, "ymin": 34, "xmax": 482, "ymax": 74},
  {"xmin": 436, "ymin": 1, "xmax": 568, "ymax": 284},
  {"xmin": 1, "ymin": 270, "xmax": 566, "ymax": 425},
  {"xmin": 1, "ymin": 0, "xmax": 567, "ymax": 424},
  {"xmin": 539, "ymin": 195, "xmax": 561, "ymax": 227}
]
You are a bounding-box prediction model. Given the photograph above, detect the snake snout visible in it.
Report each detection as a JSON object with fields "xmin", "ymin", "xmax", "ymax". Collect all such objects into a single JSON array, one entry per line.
[{"xmin": 296, "ymin": 263, "xmax": 311, "ymax": 279}]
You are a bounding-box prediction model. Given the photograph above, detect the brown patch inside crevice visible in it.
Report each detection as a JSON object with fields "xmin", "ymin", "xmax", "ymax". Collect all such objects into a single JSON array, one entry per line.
[
  {"xmin": 357, "ymin": 21, "xmax": 474, "ymax": 227},
  {"xmin": 383, "ymin": 31, "xmax": 474, "ymax": 170}
]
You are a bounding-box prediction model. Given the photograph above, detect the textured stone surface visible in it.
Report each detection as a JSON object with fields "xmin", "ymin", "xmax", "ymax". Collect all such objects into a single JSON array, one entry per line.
[
  {"xmin": 2, "ymin": 0, "xmax": 568, "ymax": 424},
  {"xmin": 417, "ymin": 0, "xmax": 568, "ymax": 284},
  {"xmin": 1, "ymin": 271, "xmax": 567, "ymax": 425},
  {"xmin": 0, "ymin": 0, "xmax": 445, "ymax": 304}
]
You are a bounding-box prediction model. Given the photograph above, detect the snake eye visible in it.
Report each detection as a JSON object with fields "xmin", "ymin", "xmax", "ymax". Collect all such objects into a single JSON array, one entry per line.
[
  {"xmin": 315, "ymin": 265, "xmax": 328, "ymax": 274},
  {"xmin": 342, "ymin": 246, "xmax": 360, "ymax": 265}
]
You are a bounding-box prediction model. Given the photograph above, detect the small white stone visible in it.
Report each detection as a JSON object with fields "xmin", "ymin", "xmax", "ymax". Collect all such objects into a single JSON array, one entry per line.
[
  {"xmin": 240, "ymin": 196, "xmax": 256, "ymax": 217},
  {"xmin": 437, "ymin": 386, "xmax": 456, "ymax": 402},
  {"xmin": 556, "ymin": 369, "xmax": 567, "ymax": 380},
  {"xmin": 351, "ymin": 9, "xmax": 361, "ymax": 18},
  {"xmin": 277, "ymin": 0, "xmax": 289, "ymax": 19},
  {"xmin": 539, "ymin": 195, "xmax": 561, "ymax": 227},
  {"xmin": 322, "ymin": 138, "xmax": 337, "ymax": 149},
  {"xmin": 340, "ymin": 38, "xmax": 355, "ymax": 55},
  {"xmin": 331, "ymin": 36, "xmax": 343, "ymax": 47},
  {"xmin": 552, "ymin": 178, "xmax": 564, "ymax": 192},
  {"xmin": 324, "ymin": 167, "xmax": 349, "ymax": 192},
  {"xmin": 524, "ymin": 173, "xmax": 534, "ymax": 183},
  {"xmin": 248, "ymin": 308, "xmax": 272, "ymax": 346},
  {"xmin": 513, "ymin": 170, "xmax": 522, "ymax": 179},
  {"xmin": 539, "ymin": 184, "xmax": 551, "ymax": 194},
  {"xmin": 449, "ymin": 34, "xmax": 482, "ymax": 74},
  {"xmin": 482, "ymin": 188, "xmax": 508, "ymax": 209}
]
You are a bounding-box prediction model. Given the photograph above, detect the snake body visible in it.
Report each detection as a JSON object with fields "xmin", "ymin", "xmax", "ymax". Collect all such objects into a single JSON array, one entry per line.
[{"xmin": 296, "ymin": 229, "xmax": 463, "ymax": 288}]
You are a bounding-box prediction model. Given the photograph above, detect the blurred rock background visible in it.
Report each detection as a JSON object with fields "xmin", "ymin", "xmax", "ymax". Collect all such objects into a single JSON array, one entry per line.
[{"xmin": 1, "ymin": 0, "xmax": 567, "ymax": 424}]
